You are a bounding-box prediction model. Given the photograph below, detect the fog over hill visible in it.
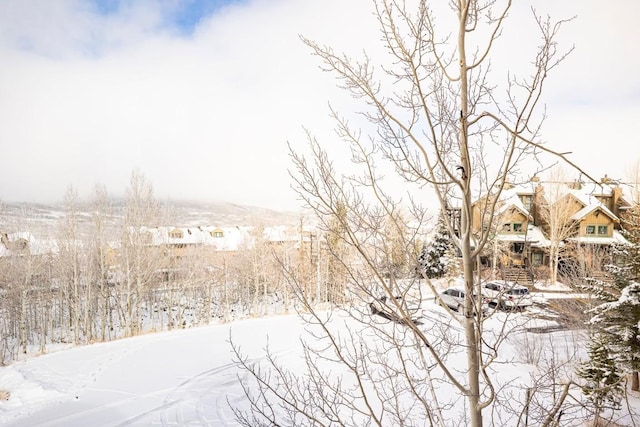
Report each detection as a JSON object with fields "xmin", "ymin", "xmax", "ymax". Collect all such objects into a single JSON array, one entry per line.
[{"xmin": 0, "ymin": 199, "xmax": 305, "ymax": 239}]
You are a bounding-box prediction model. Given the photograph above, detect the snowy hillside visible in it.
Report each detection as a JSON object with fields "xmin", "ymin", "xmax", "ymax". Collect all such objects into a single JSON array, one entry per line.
[
  {"xmin": 0, "ymin": 200, "xmax": 303, "ymax": 239},
  {"xmin": 1, "ymin": 293, "xmax": 638, "ymax": 426},
  {"xmin": 0, "ymin": 315, "xmax": 304, "ymax": 426}
]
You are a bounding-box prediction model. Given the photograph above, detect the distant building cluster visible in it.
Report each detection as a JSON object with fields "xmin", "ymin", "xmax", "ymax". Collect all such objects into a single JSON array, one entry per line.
[
  {"xmin": 0, "ymin": 225, "xmax": 316, "ymax": 258},
  {"xmin": 2, "ymin": 174, "xmax": 639, "ymax": 288}
]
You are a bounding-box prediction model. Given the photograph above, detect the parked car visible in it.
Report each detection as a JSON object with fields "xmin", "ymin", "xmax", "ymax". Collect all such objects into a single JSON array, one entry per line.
[
  {"xmin": 369, "ymin": 295, "xmax": 423, "ymax": 325},
  {"xmin": 439, "ymin": 287, "xmax": 488, "ymax": 316},
  {"xmin": 482, "ymin": 280, "xmax": 533, "ymax": 310}
]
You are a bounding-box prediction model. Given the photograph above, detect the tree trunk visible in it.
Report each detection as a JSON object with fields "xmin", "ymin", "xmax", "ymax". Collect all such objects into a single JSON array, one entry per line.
[
  {"xmin": 549, "ymin": 244, "xmax": 558, "ymax": 285},
  {"xmin": 459, "ymin": 2, "xmax": 482, "ymax": 425},
  {"xmin": 631, "ymin": 371, "xmax": 639, "ymax": 392}
]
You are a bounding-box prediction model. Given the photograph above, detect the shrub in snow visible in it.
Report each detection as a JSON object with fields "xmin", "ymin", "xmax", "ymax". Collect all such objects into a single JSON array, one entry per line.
[
  {"xmin": 576, "ymin": 332, "xmax": 624, "ymax": 416},
  {"xmin": 418, "ymin": 214, "xmax": 454, "ymax": 279}
]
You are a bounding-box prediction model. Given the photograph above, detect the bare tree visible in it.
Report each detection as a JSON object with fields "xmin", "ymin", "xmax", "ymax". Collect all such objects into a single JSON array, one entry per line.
[
  {"xmin": 625, "ymin": 159, "xmax": 640, "ymax": 206},
  {"xmin": 324, "ymin": 201, "xmax": 350, "ymax": 305},
  {"xmin": 88, "ymin": 183, "xmax": 115, "ymax": 341},
  {"xmin": 119, "ymin": 170, "xmax": 161, "ymax": 337},
  {"xmin": 57, "ymin": 185, "xmax": 86, "ymax": 345},
  {"xmin": 538, "ymin": 168, "xmax": 579, "ymax": 285},
  {"xmin": 234, "ymin": 1, "xmax": 590, "ymax": 426},
  {"xmin": 0, "ymin": 206, "xmax": 55, "ymax": 361}
]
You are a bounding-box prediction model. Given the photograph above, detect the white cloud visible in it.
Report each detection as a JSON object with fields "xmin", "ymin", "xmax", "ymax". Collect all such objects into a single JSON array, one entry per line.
[{"xmin": 0, "ymin": 0, "xmax": 637, "ymax": 211}]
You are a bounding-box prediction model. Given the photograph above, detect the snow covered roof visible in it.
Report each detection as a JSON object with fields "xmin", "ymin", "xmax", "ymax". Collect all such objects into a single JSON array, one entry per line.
[
  {"xmin": 571, "ymin": 203, "xmax": 619, "ymax": 222},
  {"xmin": 141, "ymin": 224, "xmax": 311, "ymax": 251},
  {"xmin": 535, "ymin": 180, "xmax": 622, "ymax": 223},
  {"xmin": 5, "ymin": 231, "xmax": 35, "ymax": 242},
  {"xmin": 142, "ymin": 226, "xmax": 252, "ymax": 251},
  {"xmin": 490, "ymin": 186, "xmax": 532, "ymax": 220},
  {"xmin": 567, "ymin": 229, "xmax": 629, "ymax": 245},
  {"xmin": 505, "ymin": 181, "xmax": 537, "ymax": 195},
  {"xmin": 495, "ymin": 224, "xmax": 550, "ymax": 247},
  {"xmin": 0, "ymin": 232, "xmax": 57, "ymax": 257},
  {"xmin": 262, "ymin": 225, "xmax": 311, "ymax": 244}
]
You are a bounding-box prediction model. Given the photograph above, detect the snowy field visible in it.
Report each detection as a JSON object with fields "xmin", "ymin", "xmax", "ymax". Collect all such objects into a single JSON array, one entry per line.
[
  {"xmin": 0, "ymin": 314, "xmax": 307, "ymax": 426},
  {"xmin": 0, "ymin": 293, "xmax": 637, "ymax": 426}
]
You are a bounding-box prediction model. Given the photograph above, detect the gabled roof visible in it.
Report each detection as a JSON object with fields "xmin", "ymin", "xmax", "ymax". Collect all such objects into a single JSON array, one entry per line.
[
  {"xmin": 497, "ymin": 202, "xmax": 533, "ymax": 221},
  {"xmin": 539, "ymin": 181, "xmax": 621, "ymax": 223},
  {"xmin": 568, "ymin": 186, "xmax": 605, "ymax": 208},
  {"xmin": 495, "ymin": 186, "xmax": 533, "ymax": 220},
  {"xmin": 554, "ymin": 191, "xmax": 586, "ymax": 209},
  {"xmin": 0, "ymin": 232, "xmax": 57, "ymax": 257},
  {"xmin": 472, "ymin": 181, "xmax": 536, "ymax": 208},
  {"xmin": 495, "ymin": 224, "xmax": 550, "ymax": 247},
  {"xmin": 571, "ymin": 204, "xmax": 619, "ymax": 223}
]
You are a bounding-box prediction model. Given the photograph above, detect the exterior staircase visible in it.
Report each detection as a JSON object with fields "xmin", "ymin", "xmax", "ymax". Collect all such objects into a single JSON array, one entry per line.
[{"xmin": 501, "ymin": 267, "xmax": 534, "ymax": 287}]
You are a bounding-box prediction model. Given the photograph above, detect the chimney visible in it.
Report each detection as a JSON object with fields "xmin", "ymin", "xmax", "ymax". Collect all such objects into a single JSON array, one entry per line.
[
  {"xmin": 612, "ymin": 185, "xmax": 623, "ymax": 217},
  {"xmin": 601, "ymin": 174, "xmax": 612, "ymax": 184}
]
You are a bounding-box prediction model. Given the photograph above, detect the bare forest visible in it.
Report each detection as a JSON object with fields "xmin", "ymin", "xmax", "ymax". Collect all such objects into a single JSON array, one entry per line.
[{"xmin": 0, "ymin": 175, "xmax": 313, "ymax": 365}]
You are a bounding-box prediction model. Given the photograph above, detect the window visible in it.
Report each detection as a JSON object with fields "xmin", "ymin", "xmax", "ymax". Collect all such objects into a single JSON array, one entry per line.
[
  {"xmin": 486, "ymin": 283, "xmax": 500, "ymax": 291},
  {"xmin": 532, "ymin": 252, "xmax": 543, "ymax": 266},
  {"xmin": 521, "ymin": 195, "xmax": 532, "ymax": 211},
  {"xmin": 512, "ymin": 242, "xmax": 525, "ymax": 254},
  {"xmin": 169, "ymin": 230, "xmax": 183, "ymax": 239},
  {"xmin": 503, "ymin": 223, "xmax": 523, "ymax": 233},
  {"xmin": 211, "ymin": 231, "xmax": 224, "ymax": 238},
  {"xmin": 507, "ymin": 287, "xmax": 529, "ymax": 296},
  {"xmin": 586, "ymin": 225, "xmax": 596, "ymax": 235},
  {"xmin": 597, "ymin": 225, "xmax": 608, "ymax": 235}
]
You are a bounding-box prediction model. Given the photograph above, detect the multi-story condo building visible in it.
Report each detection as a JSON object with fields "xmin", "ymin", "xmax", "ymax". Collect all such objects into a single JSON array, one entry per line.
[{"xmin": 470, "ymin": 175, "xmax": 635, "ymax": 284}]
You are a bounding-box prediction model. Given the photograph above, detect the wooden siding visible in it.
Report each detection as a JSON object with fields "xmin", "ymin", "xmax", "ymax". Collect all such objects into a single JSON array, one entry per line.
[
  {"xmin": 499, "ymin": 209, "xmax": 529, "ymax": 234},
  {"xmin": 579, "ymin": 210, "xmax": 614, "ymax": 237}
]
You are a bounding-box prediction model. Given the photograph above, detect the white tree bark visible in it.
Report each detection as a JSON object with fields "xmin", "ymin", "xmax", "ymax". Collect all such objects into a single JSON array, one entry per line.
[{"xmin": 234, "ymin": 1, "xmax": 587, "ymax": 426}]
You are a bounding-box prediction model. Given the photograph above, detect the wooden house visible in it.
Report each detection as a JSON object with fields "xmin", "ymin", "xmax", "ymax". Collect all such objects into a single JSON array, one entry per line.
[{"xmin": 470, "ymin": 176, "xmax": 635, "ymax": 284}]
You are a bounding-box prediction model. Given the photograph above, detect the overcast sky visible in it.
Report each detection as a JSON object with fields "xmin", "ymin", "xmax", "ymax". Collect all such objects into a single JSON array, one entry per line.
[{"xmin": 0, "ymin": 0, "xmax": 638, "ymax": 211}]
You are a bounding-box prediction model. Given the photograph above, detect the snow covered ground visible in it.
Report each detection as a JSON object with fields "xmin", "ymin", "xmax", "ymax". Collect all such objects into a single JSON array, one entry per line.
[
  {"xmin": 0, "ymin": 294, "xmax": 636, "ymax": 426},
  {"xmin": 0, "ymin": 315, "xmax": 305, "ymax": 426}
]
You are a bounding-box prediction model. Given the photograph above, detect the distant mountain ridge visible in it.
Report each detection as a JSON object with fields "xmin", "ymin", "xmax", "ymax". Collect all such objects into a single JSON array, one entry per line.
[{"xmin": 0, "ymin": 199, "xmax": 305, "ymax": 238}]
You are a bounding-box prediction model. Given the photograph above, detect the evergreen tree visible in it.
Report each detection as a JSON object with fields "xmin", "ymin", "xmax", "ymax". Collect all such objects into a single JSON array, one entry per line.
[
  {"xmin": 419, "ymin": 214, "xmax": 452, "ymax": 279},
  {"xmin": 589, "ymin": 282, "xmax": 640, "ymax": 392},
  {"xmin": 608, "ymin": 204, "xmax": 640, "ymax": 290},
  {"xmin": 576, "ymin": 332, "xmax": 624, "ymax": 422},
  {"xmin": 580, "ymin": 204, "xmax": 640, "ymax": 300},
  {"xmin": 586, "ymin": 203, "xmax": 640, "ymax": 391}
]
